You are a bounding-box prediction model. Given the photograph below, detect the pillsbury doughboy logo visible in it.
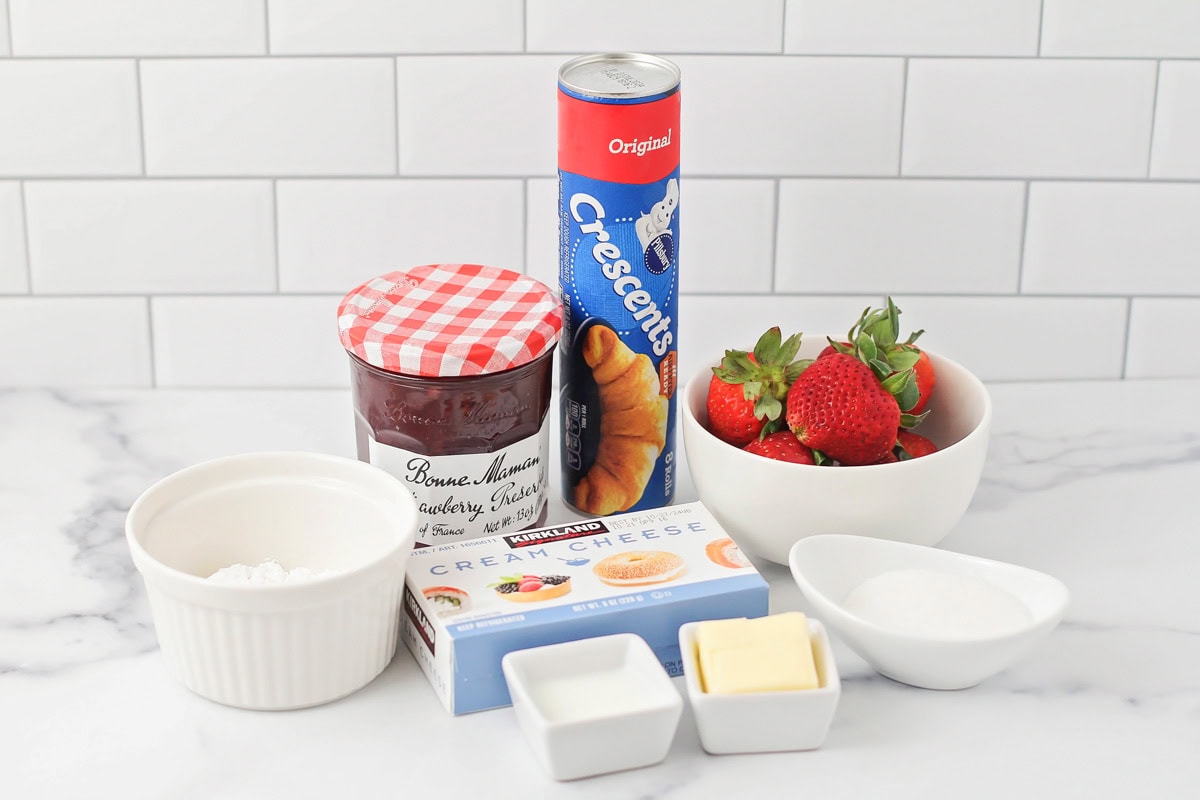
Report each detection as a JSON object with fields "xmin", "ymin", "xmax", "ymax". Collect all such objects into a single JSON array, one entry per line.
[{"xmin": 636, "ymin": 179, "xmax": 678, "ymax": 276}]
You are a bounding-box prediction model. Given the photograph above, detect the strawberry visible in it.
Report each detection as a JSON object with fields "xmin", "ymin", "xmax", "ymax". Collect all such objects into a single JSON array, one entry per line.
[
  {"xmin": 743, "ymin": 431, "xmax": 817, "ymax": 465},
  {"xmin": 899, "ymin": 348, "xmax": 936, "ymax": 416},
  {"xmin": 822, "ymin": 298, "xmax": 934, "ymax": 428},
  {"xmin": 818, "ymin": 341, "xmax": 850, "ymax": 360},
  {"xmin": 786, "ymin": 352, "xmax": 901, "ymax": 466},
  {"xmin": 895, "ymin": 430, "xmax": 937, "ymax": 460},
  {"xmin": 706, "ymin": 327, "xmax": 808, "ymax": 447}
]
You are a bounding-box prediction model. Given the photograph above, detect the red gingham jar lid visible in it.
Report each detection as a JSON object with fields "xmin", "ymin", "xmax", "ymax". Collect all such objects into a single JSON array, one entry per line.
[{"xmin": 337, "ymin": 264, "xmax": 563, "ymax": 378}]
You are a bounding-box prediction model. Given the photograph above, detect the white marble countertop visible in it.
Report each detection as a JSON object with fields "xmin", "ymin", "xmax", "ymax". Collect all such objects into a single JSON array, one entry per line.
[{"xmin": 3, "ymin": 381, "xmax": 1198, "ymax": 799}]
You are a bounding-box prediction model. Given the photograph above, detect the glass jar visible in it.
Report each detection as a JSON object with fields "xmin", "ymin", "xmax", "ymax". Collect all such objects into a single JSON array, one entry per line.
[{"xmin": 337, "ymin": 264, "xmax": 562, "ymax": 546}]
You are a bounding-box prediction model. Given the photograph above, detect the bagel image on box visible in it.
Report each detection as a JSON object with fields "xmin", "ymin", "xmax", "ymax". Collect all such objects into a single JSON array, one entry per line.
[{"xmin": 401, "ymin": 501, "xmax": 768, "ymax": 714}]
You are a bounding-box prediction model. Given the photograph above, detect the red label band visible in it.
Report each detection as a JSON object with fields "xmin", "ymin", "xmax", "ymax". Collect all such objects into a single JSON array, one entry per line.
[{"xmin": 558, "ymin": 91, "xmax": 680, "ymax": 184}]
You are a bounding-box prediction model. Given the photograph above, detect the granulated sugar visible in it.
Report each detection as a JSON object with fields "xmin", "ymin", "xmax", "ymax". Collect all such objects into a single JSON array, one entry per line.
[
  {"xmin": 207, "ymin": 559, "xmax": 336, "ymax": 585},
  {"xmin": 843, "ymin": 568, "xmax": 1032, "ymax": 639}
]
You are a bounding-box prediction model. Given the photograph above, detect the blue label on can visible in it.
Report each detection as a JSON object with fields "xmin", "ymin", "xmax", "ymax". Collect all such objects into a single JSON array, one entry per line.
[{"xmin": 558, "ymin": 169, "xmax": 679, "ymax": 516}]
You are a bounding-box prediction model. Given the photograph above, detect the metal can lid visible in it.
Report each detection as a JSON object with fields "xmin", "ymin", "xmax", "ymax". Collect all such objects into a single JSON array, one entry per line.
[
  {"xmin": 559, "ymin": 53, "xmax": 681, "ymax": 102},
  {"xmin": 337, "ymin": 264, "xmax": 563, "ymax": 378}
]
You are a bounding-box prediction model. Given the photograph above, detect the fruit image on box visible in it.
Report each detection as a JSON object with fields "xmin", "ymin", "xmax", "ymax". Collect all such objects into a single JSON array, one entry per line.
[{"xmin": 401, "ymin": 502, "xmax": 768, "ymax": 715}]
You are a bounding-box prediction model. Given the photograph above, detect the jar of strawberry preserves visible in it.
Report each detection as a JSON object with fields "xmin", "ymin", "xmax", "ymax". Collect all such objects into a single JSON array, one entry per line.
[{"xmin": 337, "ymin": 264, "xmax": 562, "ymax": 546}]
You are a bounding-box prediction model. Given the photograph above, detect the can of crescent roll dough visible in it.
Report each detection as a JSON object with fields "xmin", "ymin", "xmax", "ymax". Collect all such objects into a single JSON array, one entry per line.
[{"xmin": 558, "ymin": 53, "xmax": 680, "ymax": 516}]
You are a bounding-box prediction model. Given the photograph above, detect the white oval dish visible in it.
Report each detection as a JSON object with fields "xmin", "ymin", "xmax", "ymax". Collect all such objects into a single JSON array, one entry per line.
[
  {"xmin": 788, "ymin": 535, "xmax": 1070, "ymax": 690},
  {"xmin": 125, "ymin": 451, "xmax": 418, "ymax": 710}
]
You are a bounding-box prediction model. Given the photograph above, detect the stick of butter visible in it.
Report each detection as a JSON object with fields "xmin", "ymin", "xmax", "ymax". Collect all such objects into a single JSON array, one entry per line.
[{"xmin": 695, "ymin": 612, "xmax": 819, "ymax": 694}]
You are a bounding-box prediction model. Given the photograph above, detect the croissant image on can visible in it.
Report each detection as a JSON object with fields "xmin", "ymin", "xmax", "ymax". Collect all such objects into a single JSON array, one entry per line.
[{"xmin": 572, "ymin": 325, "xmax": 669, "ymax": 516}]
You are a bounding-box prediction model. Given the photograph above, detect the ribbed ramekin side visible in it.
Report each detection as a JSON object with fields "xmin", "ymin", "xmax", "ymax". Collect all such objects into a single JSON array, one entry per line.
[{"xmin": 142, "ymin": 577, "xmax": 403, "ymax": 710}]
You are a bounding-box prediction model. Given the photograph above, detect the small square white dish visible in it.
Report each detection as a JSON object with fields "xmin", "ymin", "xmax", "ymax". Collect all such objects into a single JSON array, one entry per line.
[
  {"xmin": 788, "ymin": 534, "xmax": 1071, "ymax": 690},
  {"xmin": 501, "ymin": 633, "xmax": 684, "ymax": 781},
  {"xmin": 678, "ymin": 618, "xmax": 841, "ymax": 754}
]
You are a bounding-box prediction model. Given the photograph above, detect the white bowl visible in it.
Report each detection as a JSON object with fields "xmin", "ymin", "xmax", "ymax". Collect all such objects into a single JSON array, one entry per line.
[
  {"xmin": 681, "ymin": 337, "xmax": 992, "ymax": 564},
  {"xmin": 125, "ymin": 451, "xmax": 418, "ymax": 710},
  {"xmin": 678, "ymin": 618, "xmax": 840, "ymax": 754},
  {"xmin": 501, "ymin": 634, "xmax": 683, "ymax": 781},
  {"xmin": 788, "ymin": 535, "xmax": 1070, "ymax": 690}
]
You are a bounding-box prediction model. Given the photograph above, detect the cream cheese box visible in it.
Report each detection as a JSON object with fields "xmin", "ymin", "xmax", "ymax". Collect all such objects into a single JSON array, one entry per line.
[{"xmin": 401, "ymin": 501, "xmax": 769, "ymax": 715}]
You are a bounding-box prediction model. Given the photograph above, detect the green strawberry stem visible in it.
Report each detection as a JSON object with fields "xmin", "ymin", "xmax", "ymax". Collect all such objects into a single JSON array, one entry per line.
[
  {"xmin": 831, "ymin": 298, "xmax": 927, "ymax": 425},
  {"xmin": 713, "ymin": 326, "xmax": 812, "ymax": 437}
]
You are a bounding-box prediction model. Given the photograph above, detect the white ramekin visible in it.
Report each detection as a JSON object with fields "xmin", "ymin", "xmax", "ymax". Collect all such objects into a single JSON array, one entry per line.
[{"xmin": 125, "ymin": 451, "xmax": 418, "ymax": 710}]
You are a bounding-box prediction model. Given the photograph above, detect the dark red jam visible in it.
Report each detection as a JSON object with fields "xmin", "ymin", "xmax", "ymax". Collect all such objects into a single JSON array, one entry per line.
[{"xmin": 347, "ymin": 350, "xmax": 554, "ymax": 544}]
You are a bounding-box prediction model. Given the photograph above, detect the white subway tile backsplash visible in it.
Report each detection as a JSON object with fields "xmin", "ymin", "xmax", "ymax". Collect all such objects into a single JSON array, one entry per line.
[
  {"xmin": 1125, "ymin": 299, "xmax": 1200, "ymax": 379},
  {"xmin": 25, "ymin": 180, "xmax": 275, "ymax": 294},
  {"xmin": 0, "ymin": 297, "xmax": 151, "ymax": 386},
  {"xmin": 525, "ymin": 178, "xmax": 558, "ymax": 290},
  {"xmin": 1023, "ymin": 182, "xmax": 1200, "ymax": 295},
  {"xmin": 277, "ymin": 179, "xmax": 524, "ymax": 292},
  {"xmin": 0, "ymin": 60, "xmax": 141, "ymax": 176},
  {"xmin": 0, "ymin": 2, "xmax": 9, "ymax": 56},
  {"xmin": 396, "ymin": 56, "xmax": 558, "ymax": 176},
  {"xmin": 527, "ymin": 0, "xmax": 783, "ymax": 53},
  {"xmin": 141, "ymin": 58, "xmax": 396, "ymax": 176},
  {"xmin": 1042, "ymin": 0, "xmax": 1200, "ymax": 58},
  {"xmin": 0, "ymin": 12, "xmax": 1192, "ymax": 389},
  {"xmin": 1150, "ymin": 62, "xmax": 1200, "ymax": 179},
  {"xmin": 679, "ymin": 294, "xmax": 880, "ymax": 384},
  {"xmin": 889, "ymin": 295, "xmax": 1128, "ymax": 381},
  {"xmin": 8, "ymin": 0, "xmax": 264, "ymax": 56},
  {"xmin": 0, "ymin": 182, "xmax": 27, "ymax": 292},
  {"xmin": 902, "ymin": 59, "xmax": 1157, "ymax": 178},
  {"xmin": 775, "ymin": 179, "xmax": 1023, "ymax": 294},
  {"xmin": 786, "ymin": 0, "xmax": 1041, "ymax": 56},
  {"xmin": 152, "ymin": 296, "xmax": 346, "ymax": 387},
  {"xmin": 269, "ymin": 0, "xmax": 522, "ymax": 54},
  {"xmin": 676, "ymin": 56, "xmax": 904, "ymax": 175},
  {"xmin": 682, "ymin": 179, "xmax": 776, "ymax": 293}
]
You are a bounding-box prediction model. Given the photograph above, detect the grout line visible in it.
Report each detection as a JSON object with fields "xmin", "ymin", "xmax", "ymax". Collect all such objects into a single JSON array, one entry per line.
[
  {"xmin": 1016, "ymin": 181, "xmax": 1031, "ymax": 293},
  {"xmin": 133, "ymin": 59, "xmax": 147, "ymax": 174},
  {"xmin": 18, "ymin": 181, "xmax": 33, "ymax": 292},
  {"xmin": 680, "ymin": 290, "xmax": 1160, "ymax": 300},
  {"xmin": 522, "ymin": 0, "xmax": 528, "ymax": 52},
  {"xmin": 145, "ymin": 296, "xmax": 158, "ymax": 387},
  {"xmin": 896, "ymin": 58, "xmax": 909, "ymax": 176},
  {"xmin": 769, "ymin": 178, "xmax": 781, "ymax": 291},
  {"xmin": 1146, "ymin": 60, "xmax": 1162, "ymax": 178},
  {"xmin": 4, "ymin": 0, "xmax": 13, "ymax": 54},
  {"xmin": 521, "ymin": 178, "xmax": 529, "ymax": 274},
  {"xmin": 3, "ymin": 174, "xmax": 541, "ymax": 181},
  {"xmin": 262, "ymin": 0, "xmax": 271, "ymax": 55},
  {"xmin": 778, "ymin": 0, "xmax": 787, "ymax": 54},
  {"xmin": 0, "ymin": 52, "xmax": 1190, "ymax": 61},
  {"xmin": 1120, "ymin": 296, "xmax": 1133, "ymax": 378},
  {"xmin": 271, "ymin": 179, "xmax": 281, "ymax": 291},
  {"xmin": 9, "ymin": 174, "xmax": 1200, "ymax": 183},
  {"xmin": 4, "ymin": 289, "xmax": 1198, "ymax": 301},
  {"xmin": 393, "ymin": 57, "xmax": 401, "ymax": 175},
  {"xmin": 4, "ymin": 292, "xmax": 343, "ymax": 300},
  {"xmin": 1036, "ymin": 0, "xmax": 1045, "ymax": 55}
]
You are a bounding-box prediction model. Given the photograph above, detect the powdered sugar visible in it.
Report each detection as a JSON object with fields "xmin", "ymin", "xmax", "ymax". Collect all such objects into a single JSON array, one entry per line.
[{"xmin": 207, "ymin": 559, "xmax": 336, "ymax": 585}]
